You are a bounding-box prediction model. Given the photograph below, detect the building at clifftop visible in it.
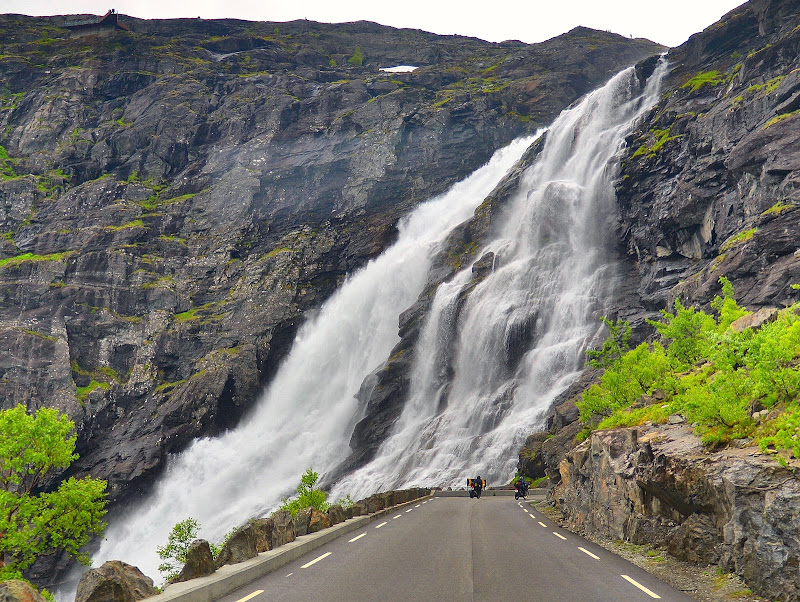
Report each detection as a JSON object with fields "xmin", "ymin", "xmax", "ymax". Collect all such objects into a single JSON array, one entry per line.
[{"xmin": 62, "ymin": 9, "xmax": 130, "ymax": 37}]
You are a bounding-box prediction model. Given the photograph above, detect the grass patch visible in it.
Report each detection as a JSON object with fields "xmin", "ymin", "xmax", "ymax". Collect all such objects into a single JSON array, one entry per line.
[
  {"xmin": 762, "ymin": 202, "xmax": 793, "ymax": 216},
  {"xmin": 0, "ymin": 251, "xmax": 75, "ymax": 269},
  {"xmin": 681, "ymin": 70, "xmax": 727, "ymax": 92},
  {"xmin": 105, "ymin": 219, "xmax": 145, "ymax": 232},
  {"xmin": 720, "ymin": 227, "xmax": 756, "ymax": 252},
  {"xmin": 76, "ymin": 380, "xmax": 110, "ymax": 402},
  {"xmin": 764, "ymin": 109, "xmax": 800, "ymax": 129}
]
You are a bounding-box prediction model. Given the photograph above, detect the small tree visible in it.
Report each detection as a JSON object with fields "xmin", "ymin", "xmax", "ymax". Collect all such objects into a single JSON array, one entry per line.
[
  {"xmin": 0, "ymin": 404, "xmax": 107, "ymax": 581},
  {"xmin": 348, "ymin": 46, "xmax": 364, "ymax": 67},
  {"xmin": 157, "ymin": 517, "xmax": 199, "ymax": 582},
  {"xmin": 278, "ymin": 468, "xmax": 329, "ymax": 517}
]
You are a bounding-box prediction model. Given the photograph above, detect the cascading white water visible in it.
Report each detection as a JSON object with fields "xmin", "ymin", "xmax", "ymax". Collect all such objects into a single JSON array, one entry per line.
[
  {"xmin": 332, "ymin": 61, "xmax": 666, "ymax": 501},
  {"xmin": 75, "ymin": 135, "xmax": 536, "ymax": 590}
]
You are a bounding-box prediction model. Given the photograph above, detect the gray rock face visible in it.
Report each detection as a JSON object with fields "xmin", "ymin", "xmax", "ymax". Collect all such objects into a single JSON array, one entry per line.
[
  {"xmin": 553, "ymin": 425, "xmax": 800, "ymax": 602},
  {"xmin": 174, "ymin": 539, "xmax": 215, "ymax": 583},
  {"xmin": 614, "ymin": 0, "xmax": 800, "ymax": 324},
  {"xmin": 0, "ymin": 580, "xmax": 47, "ymax": 602},
  {"xmin": 74, "ymin": 560, "xmax": 158, "ymax": 602}
]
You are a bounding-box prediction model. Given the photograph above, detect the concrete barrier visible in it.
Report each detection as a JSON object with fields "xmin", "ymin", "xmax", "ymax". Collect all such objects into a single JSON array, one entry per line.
[{"xmin": 151, "ymin": 494, "xmax": 433, "ymax": 602}]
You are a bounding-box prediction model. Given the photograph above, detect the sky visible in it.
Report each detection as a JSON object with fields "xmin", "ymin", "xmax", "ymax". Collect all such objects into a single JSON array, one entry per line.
[{"xmin": 3, "ymin": 0, "xmax": 748, "ymax": 48}]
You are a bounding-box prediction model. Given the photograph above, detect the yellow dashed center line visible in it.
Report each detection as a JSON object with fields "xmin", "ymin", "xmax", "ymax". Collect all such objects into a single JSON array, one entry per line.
[
  {"xmin": 621, "ymin": 575, "xmax": 661, "ymax": 599},
  {"xmin": 301, "ymin": 552, "xmax": 331, "ymax": 569},
  {"xmin": 375, "ymin": 521, "xmax": 388, "ymax": 529},
  {"xmin": 349, "ymin": 533, "xmax": 366, "ymax": 543},
  {"xmin": 235, "ymin": 590, "xmax": 264, "ymax": 602},
  {"xmin": 553, "ymin": 532, "xmax": 567, "ymax": 540},
  {"xmin": 578, "ymin": 547, "xmax": 600, "ymax": 560},
  {"xmin": 538, "ymin": 521, "xmax": 547, "ymax": 527}
]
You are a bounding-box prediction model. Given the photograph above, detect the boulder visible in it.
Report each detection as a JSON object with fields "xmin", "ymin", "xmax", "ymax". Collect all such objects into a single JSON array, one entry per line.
[
  {"xmin": 351, "ymin": 503, "xmax": 364, "ymax": 517},
  {"xmin": 730, "ymin": 308, "xmax": 779, "ymax": 333},
  {"xmin": 174, "ymin": 539, "xmax": 215, "ymax": 583},
  {"xmin": 327, "ymin": 504, "xmax": 346, "ymax": 525},
  {"xmin": 249, "ymin": 517, "xmax": 273, "ymax": 552},
  {"xmin": 293, "ymin": 507, "xmax": 312, "ymax": 536},
  {"xmin": 214, "ymin": 524, "xmax": 258, "ymax": 568},
  {"xmin": 0, "ymin": 580, "xmax": 47, "ymax": 602},
  {"xmin": 308, "ymin": 509, "xmax": 332, "ymax": 533},
  {"xmin": 271, "ymin": 510, "xmax": 296, "ymax": 548},
  {"xmin": 75, "ymin": 561, "xmax": 158, "ymax": 602}
]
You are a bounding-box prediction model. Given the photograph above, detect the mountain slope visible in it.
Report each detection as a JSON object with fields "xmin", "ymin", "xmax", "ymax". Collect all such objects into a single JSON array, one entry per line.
[{"xmin": 0, "ymin": 14, "xmax": 662, "ymax": 504}]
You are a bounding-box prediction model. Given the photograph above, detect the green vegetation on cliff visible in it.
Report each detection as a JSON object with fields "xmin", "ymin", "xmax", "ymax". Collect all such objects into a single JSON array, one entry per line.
[
  {"xmin": 0, "ymin": 404, "xmax": 107, "ymax": 589},
  {"xmin": 578, "ymin": 278, "xmax": 800, "ymax": 459}
]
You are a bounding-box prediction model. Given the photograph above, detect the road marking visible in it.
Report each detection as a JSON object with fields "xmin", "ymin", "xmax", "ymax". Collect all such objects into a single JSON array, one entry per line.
[
  {"xmin": 393, "ymin": 514, "xmax": 401, "ymax": 519},
  {"xmin": 538, "ymin": 521, "xmax": 547, "ymax": 527},
  {"xmin": 621, "ymin": 575, "xmax": 661, "ymax": 599},
  {"xmin": 235, "ymin": 591, "xmax": 264, "ymax": 602},
  {"xmin": 553, "ymin": 532, "xmax": 567, "ymax": 540},
  {"xmin": 523, "ymin": 509, "xmax": 529, "ymax": 513},
  {"xmin": 415, "ymin": 504, "xmax": 421, "ymax": 507},
  {"xmin": 528, "ymin": 514, "xmax": 537, "ymax": 520},
  {"xmin": 375, "ymin": 521, "xmax": 388, "ymax": 529},
  {"xmin": 578, "ymin": 547, "xmax": 600, "ymax": 560},
  {"xmin": 301, "ymin": 552, "xmax": 331, "ymax": 569},
  {"xmin": 285, "ymin": 573, "xmax": 293, "ymax": 577},
  {"xmin": 405, "ymin": 508, "xmax": 413, "ymax": 513},
  {"xmin": 349, "ymin": 533, "xmax": 366, "ymax": 542}
]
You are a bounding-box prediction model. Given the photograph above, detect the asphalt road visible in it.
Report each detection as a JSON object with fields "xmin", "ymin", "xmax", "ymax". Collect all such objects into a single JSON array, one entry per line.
[{"xmin": 217, "ymin": 497, "xmax": 696, "ymax": 601}]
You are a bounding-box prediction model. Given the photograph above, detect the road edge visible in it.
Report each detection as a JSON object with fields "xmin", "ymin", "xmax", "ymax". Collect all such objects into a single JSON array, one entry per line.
[{"xmin": 152, "ymin": 494, "xmax": 434, "ymax": 602}]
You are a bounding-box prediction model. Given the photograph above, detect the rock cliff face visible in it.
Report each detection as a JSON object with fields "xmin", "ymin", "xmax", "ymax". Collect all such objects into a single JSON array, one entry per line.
[
  {"xmin": 614, "ymin": 0, "xmax": 800, "ymax": 324},
  {"xmin": 0, "ymin": 14, "xmax": 662, "ymax": 503},
  {"xmin": 553, "ymin": 425, "xmax": 800, "ymax": 602}
]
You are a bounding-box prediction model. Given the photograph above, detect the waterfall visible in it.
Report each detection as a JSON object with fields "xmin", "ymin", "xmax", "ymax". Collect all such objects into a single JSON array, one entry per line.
[
  {"xmin": 62, "ymin": 59, "xmax": 666, "ymax": 599},
  {"xmin": 76, "ymin": 135, "xmax": 536, "ymax": 588},
  {"xmin": 331, "ymin": 61, "xmax": 666, "ymax": 500}
]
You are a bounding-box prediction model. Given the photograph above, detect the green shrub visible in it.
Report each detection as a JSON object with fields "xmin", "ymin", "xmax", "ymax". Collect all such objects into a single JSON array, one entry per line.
[
  {"xmin": 157, "ymin": 517, "xmax": 199, "ymax": 582},
  {"xmin": 348, "ymin": 47, "xmax": 364, "ymax": 67},
  {"xmin": 577, "ymin": 277, "xmax": 800, "ymax": 456},
  {"xmin": 278, "ymin": 468, "xmax": 329, "ymax": 517}
]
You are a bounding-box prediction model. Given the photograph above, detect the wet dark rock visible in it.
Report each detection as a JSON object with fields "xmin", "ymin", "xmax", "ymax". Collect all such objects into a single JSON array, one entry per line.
[
  {"xmin": 174, "ymin": 539, "xmax": 215, "ymax": 583},
  {"xmin": 270, "ymin": 510, "xmax": 296, "ymax": 548},
  {"xmin": 214, "ymin": 524, "xmax": 258, "ymax": 568},
  {"xmin": 307, "ymin": 509, "xmax": 332, "ymax": 533},
  {"xmin": 293, "ymin": 507, "xmax": 312, "ymax": 537},
  {"xmin": 327, "ymin": 504, "xmax": 346, "ymax": 525},
  {"xmin": 74, "ymin": 560, "xmax": 158, "ymax": 602},
  {"xmin": 249, "ymin": 517, "xmax": 273, "ymax": 553}
]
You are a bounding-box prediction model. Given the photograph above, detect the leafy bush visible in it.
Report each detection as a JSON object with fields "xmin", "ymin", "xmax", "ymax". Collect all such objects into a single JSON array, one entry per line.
[
  {"xmin": 578, "ymin": 277, "xmax": 800, "ymax": 456},
  {"xmin": 157, "ymin": 517, "xmax": 199, "ymax": 582},
  {"xmin": 0, "ymin": 404, "xmax": 107, "ymax": 584},
  {"xmin": 278, "ymin": 468, "xmax": 329, "ymax": 517}
]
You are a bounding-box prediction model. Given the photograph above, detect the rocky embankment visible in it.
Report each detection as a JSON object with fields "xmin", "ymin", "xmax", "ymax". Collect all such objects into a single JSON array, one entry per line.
[
  {"xmin": 552, "ymin": 426, "xmax": 800, "ymax": 601},
  {"xmin": 0, "ymin": 13, "xmax": 661, "ymax": 508}
]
